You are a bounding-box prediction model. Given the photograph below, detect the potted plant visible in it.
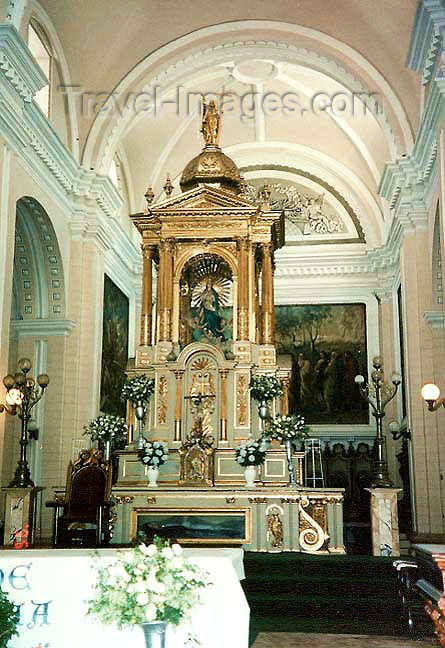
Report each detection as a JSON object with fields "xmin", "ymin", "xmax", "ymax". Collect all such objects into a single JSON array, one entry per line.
[
  {"xmin": 264, "ymin": 413, "xmax": 308, "ymax": 486},
  {"xmin": 121, "ymin": 374, "xmax": 155, "ymax": 449},
  {"xmin": 138, "ymin": 440, "xmax": 169, "ymax": 487},
  {"xmin": 83, "ymin": 413, "xmax": 128, "ymax": 460},
  {"xmin": 249, "ymin": 375, "xmax": 283, "ymax": 420},
  {"xmin": 0, "ymin": 590, "xmax": 19, "ymax": 648},
  {"xmin": 87, "ymin": 537, "xmax": 208, "ymax": 648},
  {"xmin": 235, "ymin": 440, "xmax": 267, "ymax": 487}
]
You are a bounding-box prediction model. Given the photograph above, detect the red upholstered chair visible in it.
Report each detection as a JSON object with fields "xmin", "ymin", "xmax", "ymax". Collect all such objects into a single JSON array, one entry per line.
[{"xmin": 46, "ymin": 448, "xmax": 112, "ymax": 548}]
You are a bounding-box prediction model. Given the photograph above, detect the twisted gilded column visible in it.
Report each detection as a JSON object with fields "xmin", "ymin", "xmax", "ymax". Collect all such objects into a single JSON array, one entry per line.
[
  {"xmin": 140, "ymin": 244, "xmax": 155, "ymax": 346},
  {"xmin": 158, "ymin": 239, "xmax": 175, "ymax": 342},
  {"xmin": 237, "ymin": 238, "xmax": 249, "ymax": 340},
  {"xmin": 173, "ymin": 369, "xmax": 184, "ymax": 442},
  {"xmin": 219, "ymin": 369, "xmax": 228, "ymax": 441},
  {"xmin": 261, "ymin": 242, "xmax": 275, "ymax": 344}
]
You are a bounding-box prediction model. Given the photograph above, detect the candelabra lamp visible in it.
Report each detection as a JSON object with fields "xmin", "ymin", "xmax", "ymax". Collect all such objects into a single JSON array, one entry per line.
[
  {"xmin": 355, "ymin": 356, "xmax": 401, "ymax": 488},
  {"xmin": 1, "ymin": 358, "xmax": 49, "ymax": 488}
]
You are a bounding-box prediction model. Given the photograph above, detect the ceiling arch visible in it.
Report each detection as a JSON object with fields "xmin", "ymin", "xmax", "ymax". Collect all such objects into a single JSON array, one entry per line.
[{"xmin": 75, "ymin": 19, "xmax": 417, "ymax": 250}]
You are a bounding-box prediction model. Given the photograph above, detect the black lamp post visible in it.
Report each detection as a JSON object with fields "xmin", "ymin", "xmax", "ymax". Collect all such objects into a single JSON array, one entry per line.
[
  {"xmin": 0, "ymin": 358, "xmax": 49, "ymax": 488},
  {"xmin": 355, "ymin": 356, "xmax": 401, "ymax": 488}
]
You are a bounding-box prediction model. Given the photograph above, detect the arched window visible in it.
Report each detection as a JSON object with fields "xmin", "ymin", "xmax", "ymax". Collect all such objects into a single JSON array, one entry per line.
[{"xmin": 28, "ymin": 20, "xmax": 51, "ymax": 116}]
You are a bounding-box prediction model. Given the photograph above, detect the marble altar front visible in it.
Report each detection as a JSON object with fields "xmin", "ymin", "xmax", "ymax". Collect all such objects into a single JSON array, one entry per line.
[{"xmin": 111, "ymin": 484, "xmax": 345, "ymax": 553}]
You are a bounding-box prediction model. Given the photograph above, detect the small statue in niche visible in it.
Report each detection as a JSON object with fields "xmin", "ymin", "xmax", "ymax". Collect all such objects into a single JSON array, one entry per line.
[{"xmin": 267, "ymin": 511, "xmax": 284, "ymax": 549}]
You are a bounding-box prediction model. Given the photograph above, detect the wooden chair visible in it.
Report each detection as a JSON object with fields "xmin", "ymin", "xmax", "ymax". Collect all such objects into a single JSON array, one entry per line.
[{"xmin": 46, "ymin": 448, "xmax": 112, "ymax": 548}]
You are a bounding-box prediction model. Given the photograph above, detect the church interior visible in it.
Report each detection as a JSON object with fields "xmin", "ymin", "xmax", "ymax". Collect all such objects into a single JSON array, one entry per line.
[{"xmin": 1, "ymin": 1, "xmax": 445, "ymax": 647}]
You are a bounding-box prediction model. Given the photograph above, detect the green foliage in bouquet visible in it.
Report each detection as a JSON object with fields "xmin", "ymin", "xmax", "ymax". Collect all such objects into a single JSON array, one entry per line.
[
  {"xmin": 121, "ymin": 374, "xmax": 155, "ymax": 404},
  {"xmin": 138, "ymin": 440, "xmax": 169, "ymax": 467},
  {"xmin": 83, "ymin": 413, "xmax": 127, "ymax": 446},
  {"xmin": 0, "ymin": 590, "xmax": 19, "ymax": 648},
  {"xmin": 87, "ymin": 537, "xmax": 208, "ymax": 628},
  {"xmin": 249, "ymin": 375, "xmax": 283, "ymax": 402},
  {"xmin": 264, "ymin": 413, "xmax": 308, "ymax": 444},
  {"xmin": 235, "ymin": 441, "xmax": 267, "ymax": 467}
]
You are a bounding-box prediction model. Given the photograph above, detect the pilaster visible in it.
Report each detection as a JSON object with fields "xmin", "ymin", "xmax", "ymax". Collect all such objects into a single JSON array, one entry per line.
[{"xmin": 400, "ymin": 226, "xmax": 445, "ymax": 534}]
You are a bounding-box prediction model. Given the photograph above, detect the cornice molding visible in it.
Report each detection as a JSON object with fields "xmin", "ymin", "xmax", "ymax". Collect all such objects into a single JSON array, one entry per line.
[
  {"xmin": 424, "ymin": 310, "xmax": 445, "ymax": 327},
  {"xmin": 379, "ymin": 78, "xmax": 445, "ymax": 214},
  {"xmin": 0, "ymin": 23, "xmax": 47, "ymax": 102},
  {"xmin": 407, "ymin": 0, "xmax": 445, "ymax": 84},
  {"xmin": 9, "ymin": 318, "xmax": 76, "ymax": 339},
  {"xmin": 0, "ymin": 25, "xmax": 124, "ymax": 220}
]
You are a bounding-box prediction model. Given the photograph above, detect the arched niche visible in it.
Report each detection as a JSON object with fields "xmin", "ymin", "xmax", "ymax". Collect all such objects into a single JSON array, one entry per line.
[
  {"xmin": 12, "ymin": 196, "xmax": 65, "ymax": 322},
  {"xmin": 7, "ymin": 196, "xmax": 67, "ymax": 491},
  {"xmin": 178, "ymin": 253, "xmax": 234, "ymax": 351}
]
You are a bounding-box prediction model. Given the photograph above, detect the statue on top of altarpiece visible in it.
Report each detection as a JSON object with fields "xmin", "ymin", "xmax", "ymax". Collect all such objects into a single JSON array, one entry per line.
[{"xmin": 201, "ymin": 99, "xmax": 221, "ymax": 148}]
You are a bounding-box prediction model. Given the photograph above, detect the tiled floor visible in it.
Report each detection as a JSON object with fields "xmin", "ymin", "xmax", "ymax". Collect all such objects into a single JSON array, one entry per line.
[{"xmin": 251, "ymin": 633, "xmax": 435, "ymax": 648}]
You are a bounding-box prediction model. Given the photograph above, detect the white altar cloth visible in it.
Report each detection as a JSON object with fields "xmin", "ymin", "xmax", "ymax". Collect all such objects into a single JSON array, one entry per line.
[{"xmin": 1, "ymin": 547, "xmax": 249, "ymax": 648}]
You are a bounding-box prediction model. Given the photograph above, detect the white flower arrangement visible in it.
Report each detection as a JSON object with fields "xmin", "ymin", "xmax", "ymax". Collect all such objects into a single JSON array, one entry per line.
[
  {"xmin": 138, "ymin": 440, "xmax": 169, "ymax": 467},
  {"xmin": 235, "ymin": 440, "xmax": 267, "ymax": 467},
  {"xmin": 83, "ymin": 413, "xmax": 128, "ymax": 445},
  {"xmin": 264, "ymin": 413, "xmax": 308, "ymax": 444},
  {"xmin": 249, "ymin": 375, "xmax": 283, "ymax": 402},
  {"xmin": 121, "ymin": 374, "xmax": 155, "ymax": 405},
  {"xmin": 87, "ymin": 537, "xmax": 208, "ymax": 628}
]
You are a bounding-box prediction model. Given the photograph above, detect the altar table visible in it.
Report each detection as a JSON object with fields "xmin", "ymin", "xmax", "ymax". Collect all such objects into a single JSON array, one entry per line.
[{"xmin": 1, "ymin": 547, "xmax": 249, "ymax": 648}]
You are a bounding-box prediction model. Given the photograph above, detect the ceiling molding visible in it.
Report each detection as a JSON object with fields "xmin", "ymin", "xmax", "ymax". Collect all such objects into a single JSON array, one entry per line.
[
  {"xmin": 0, "ymin": 23, "xmax": 47, "ymax": 102},
  {"xmin": 407, "ymin": 0, "xmax": 445, "ymax": 85},
  {"xmin": 83, "ymin": 28, "xmax": 409, "ymax": 174},
  {"xmin": 379, "ymin": 78, "xmax": 445, "ymax": 212}
]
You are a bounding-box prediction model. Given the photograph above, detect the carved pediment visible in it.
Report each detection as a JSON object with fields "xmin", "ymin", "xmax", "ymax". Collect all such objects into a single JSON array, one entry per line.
[{"xmin": 150, "ymin": 185, "xmax": 258, "ymax": 213}]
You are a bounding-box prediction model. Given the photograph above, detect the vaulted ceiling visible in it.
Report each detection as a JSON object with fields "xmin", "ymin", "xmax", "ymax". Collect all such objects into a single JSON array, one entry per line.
[{"xmin": 40, "ymin": 0, "xmax": 421, "ymax": 249}]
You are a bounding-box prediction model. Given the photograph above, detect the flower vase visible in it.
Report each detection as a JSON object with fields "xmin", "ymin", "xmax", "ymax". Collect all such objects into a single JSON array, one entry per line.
[
  {"xmin": 147, "ymin": 465, "xmax": 159, "ymax": 487},
  {"xmin": 284, "ymin": 439, "xmax": 297, "ymax": 487},
  {"xmin": 104, "ymin": 439, "xmax": 112, "ymax": 462},
  {"xmin": 139, "ymin": 621, "xmax": 167, "ymax": 648},
  {"xmin": 244, "ymin": 465, "xmax": 257, "ymax": 487},
  {"xmin": 258, "ymin": 401, "xmax": 269, "ymax": 422},
  {"xmin": 135, "ymin": 400, "xmax": 146, "ymax": 450}
]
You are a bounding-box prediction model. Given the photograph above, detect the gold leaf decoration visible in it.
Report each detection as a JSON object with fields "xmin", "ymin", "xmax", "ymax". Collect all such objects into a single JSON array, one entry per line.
[{"xmin": 158, "ymin": 375, "xmax": 168, "ymax": 425}]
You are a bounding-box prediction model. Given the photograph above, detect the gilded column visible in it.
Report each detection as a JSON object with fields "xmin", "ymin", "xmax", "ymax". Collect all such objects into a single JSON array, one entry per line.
[
  {"xmin": 261, "ymin": 242, "xmax": 275, "ymax": 344},
  {"xmin": 219, "ymin": 369, "xmax": 228, "ymax": 441},
  {"xmin": 140, "ymin": 244, "xmax": 154, "ymax": 346},
  {"xmin": 159, "ymin": 239, "xmax": 175, "ymax": 342},
  {"xmin": 237, "ymin": 238, "xmax": 249, "ymax": 340},
  {"xmin": 174, "ymin": 369, "xmax": 184, "ymax": 442}
]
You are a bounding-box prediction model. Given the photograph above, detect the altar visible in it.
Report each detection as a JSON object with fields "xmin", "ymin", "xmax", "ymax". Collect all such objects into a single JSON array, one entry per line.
[
  {"xmin": 114, "ymin": 100, "xmax": 345, "ymax": 556},
  {"xmin": 2, "ymin": 548, "xmax": 249, "ymax": 648},
  {"xmin": 111, "ymin": 483, "xmax": 345, "ymax": 553}
]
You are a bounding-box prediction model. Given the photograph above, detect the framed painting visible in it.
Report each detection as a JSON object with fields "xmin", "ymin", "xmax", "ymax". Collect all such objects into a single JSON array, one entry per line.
[
  {"xmin": 275, "ymin": 303, "xmax": 368, "ymax": 424},
  {"xmin": 132, "ymin": 507, "xmax": 252, "ymax": 545},
  {"xmin": 100, "ymin": 275, "xmax": 129, "ymax": 418}
]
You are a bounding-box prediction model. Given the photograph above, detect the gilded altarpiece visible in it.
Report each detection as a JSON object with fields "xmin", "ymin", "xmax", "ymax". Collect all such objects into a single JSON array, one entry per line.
[{"xmin": 113, "ymin": 102, "xmax": 345, "ymax": 552}]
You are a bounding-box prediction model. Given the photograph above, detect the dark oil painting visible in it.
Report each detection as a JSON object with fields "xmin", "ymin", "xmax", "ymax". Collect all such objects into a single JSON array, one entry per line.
[
  {"xmin": 100, "ymin": 275, "xmax": 129, "ymax": 417},
  {"xmin": 275, "ymin": 303, "xmax": 368, "ymax": 424}
]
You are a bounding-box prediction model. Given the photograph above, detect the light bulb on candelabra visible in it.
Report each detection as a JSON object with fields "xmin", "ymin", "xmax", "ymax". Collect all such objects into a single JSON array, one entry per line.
[{"xmin": 6, "ymin": 389, "xmax": 23, "ymax": 406}]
